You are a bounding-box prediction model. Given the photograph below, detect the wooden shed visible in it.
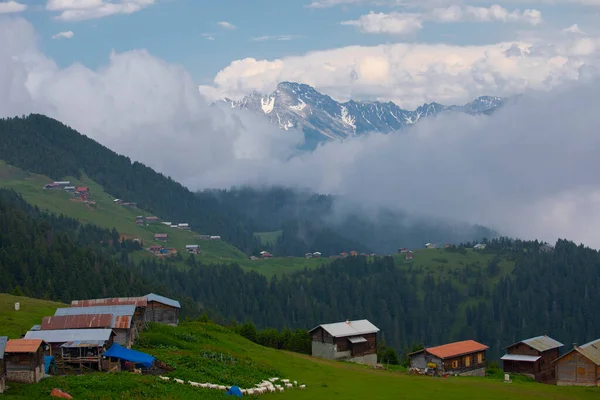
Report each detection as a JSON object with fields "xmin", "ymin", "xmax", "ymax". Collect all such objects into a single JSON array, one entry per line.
[
  {"xmin": 0, "ymin": 337, "xmax": 7, "ymax": 393},
  {"xmin": 144, "ymin": 293, "xmax": 181, "ymax": 326},
  {"xmin": 4, "ymin": 339, "xmax": 47, "ymax": 384},
  {"xmin": 554, "ymin": 338, "xmax": 600, "ymax": 386},
  {"xmin": 53, "ymin": 306, "xmax": 135, "ymax": 348},
  {"xmin": 408, "ymin": 340, "xmax": 489, "ymax": 376},
  {"xmin": 24, "ymin": 329, "xmax": 115, "ymax": 355},
  {"xmin": 501, "ymin": 335, "xmax": 563, "ymax": 383},
  {"xmin": 308, "ymin": 319, "xmax": 379, "ymax": 365}
]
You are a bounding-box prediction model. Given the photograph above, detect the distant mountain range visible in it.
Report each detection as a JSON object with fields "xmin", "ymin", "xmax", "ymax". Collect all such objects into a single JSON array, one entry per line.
[{"xmin": 221, "ymin": 82, "xmax": 508, "ymax": 149}]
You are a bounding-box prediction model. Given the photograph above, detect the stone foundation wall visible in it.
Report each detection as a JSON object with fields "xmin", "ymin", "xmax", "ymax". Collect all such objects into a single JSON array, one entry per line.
[
  {"xmin": 457, "ymin": 367, "xmax": 486, "ymax": 377},
  {"xmin": 7, "ymin": 370, "xmax": 35, "ymax": 384},
  {"xmin": 0, "ymin": 376, "xmax": 6, "ymax": 394}
]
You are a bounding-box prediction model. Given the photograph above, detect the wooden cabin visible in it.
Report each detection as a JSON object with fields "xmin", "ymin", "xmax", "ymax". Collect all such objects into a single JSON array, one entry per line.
[
  {"xmin": 53, "ymin": 305, "xmax": 137, "ymax": 347},
  {"xmin": 24, "ymin": 329, "xmax": 115, "ymax": 355},
  {"xmin": 409, "ymin": 340, "xmax": 489, "ymax": 376},
  {"xmin": 0, "ymin": 337, "xmax": 6, "ymax": 393},
  {"xmin": 501, "ymin": 335, "xmax": 564, "ymax": 383},
  {"xmin": 308, "ymin": 319, "xmax": 379, "ymax": 365},
  {"xmin": 144, "ymin": 293, "xmax": 181, "ymax": 326},
  {"xmin": 59, "ymin": 341, "xmax": 109, "ymax": 371},
  {"xmin": 554, "ymin": 338, "xmax": 600, "ymax": 386},
  {"xmin": 4, "ymin": 339, "xmax": 46, "ymax": 383}
]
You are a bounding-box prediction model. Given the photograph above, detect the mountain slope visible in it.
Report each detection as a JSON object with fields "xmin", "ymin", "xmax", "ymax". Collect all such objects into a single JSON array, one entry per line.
[{"xmin": 223, "ymin": 82, "xmax": 505, "ymax": 148}]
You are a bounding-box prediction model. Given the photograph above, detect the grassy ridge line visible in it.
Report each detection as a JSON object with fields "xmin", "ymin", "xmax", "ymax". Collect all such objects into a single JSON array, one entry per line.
[{"xmin": 3, "ymin": 316, "xmax": 597, "ymax": 399}]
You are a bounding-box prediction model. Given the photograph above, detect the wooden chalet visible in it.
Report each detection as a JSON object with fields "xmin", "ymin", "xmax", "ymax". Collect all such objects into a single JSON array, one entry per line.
[
  {"xmin": 0, "ymin": 337, "xmax": 6, "ymax": 393},
  {"xmin": 154, "ymin": 233, "xmax": 168, "ymax": 242},
  {"xmin": 309, "ymin": 319, "xmax": 379, "ymax": 365},
  {"xmin": 54, "ymin": 305, "xmax": 138, "ymax": 347},
  {"xmin": 554, "ymin": 338, "xmax": 600, "ymax": 386},
  {"xmin": 501, "ymin": 335, "xmax": 564, "ymax": 383},
  {"xmin": 409, "ymin": 340, "xmax": 489, "ymax": 376},
  {"xmin": 4, "ymin": 339, "xmax": 47, "ymax": 383},
  {"xmin": 185, "ymin": 245, "xmax": 200, "ymax": 254},
  {"xmin": 144, "ymin": 293, "xmax": 181, "ymax": 326}
]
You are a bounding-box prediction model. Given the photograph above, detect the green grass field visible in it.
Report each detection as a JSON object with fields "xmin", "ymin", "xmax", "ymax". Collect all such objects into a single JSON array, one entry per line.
[
  {"xmin": 2, "ymin": 309, "xmax": 598, "ymax": 399},
  {"xmin": 0, "ymin": 294, "xmax": 66, "ymax": 338}
]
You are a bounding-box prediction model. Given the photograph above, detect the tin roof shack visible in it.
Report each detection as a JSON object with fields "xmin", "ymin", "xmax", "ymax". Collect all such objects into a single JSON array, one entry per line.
[
  {"xmin": 0, "ymin": 337, "xmax": 6, "ymax": 393},
  {"xmin": 144, "ymin": 293, "xmax": 181, "ymax": 326},
  {"xmin": 308, "ymin": 319, "xmax": 379, "ymax": 365},
  {"xmin": 4, "ymin": 339, "xmax": 46, "ymax": 384},
  {"xmin": 409, "ymin": 340, "xmax": 489, "ymax": 377},
  {"xmin": 60, "ymin": 340, "xmax": 109, "ymax": 372},
  {"xmin": 554, "ymin": 338, "xmax": 600, "ymax": 386},
  {"xmin": 54, "ymin": 305, "xmax": 137, "ymax": 347},
  {"xmin": 501, "ymin": 335, "xmax": 564, "ymax": 383},
  {"xmin": 24, "ymin": 329, "xmax": 115, "ymax": 357}
]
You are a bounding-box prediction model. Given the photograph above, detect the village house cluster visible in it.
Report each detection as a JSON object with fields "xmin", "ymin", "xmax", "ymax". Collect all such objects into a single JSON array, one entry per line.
[
  {"xmin": 309, "ymin": 318, "xmax": 600, "ymax": 387},
  {"xmin": 43, "ymin": 181, "xmax": 95, "ymax": 206},
  {"xmin": 0, "ymin": 293, "xmax": 180, "ymax": 390}
]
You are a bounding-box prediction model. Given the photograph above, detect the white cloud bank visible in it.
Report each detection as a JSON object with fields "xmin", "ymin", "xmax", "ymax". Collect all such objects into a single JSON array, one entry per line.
[
  {"xmin": 46, "ymin": 0, "xmax": 155, "ymax": 21},
  {"xmin": 217, "ymin": 21, "xmax": 236, "ymax": 30},
  {"xmin": 3, "ymin": 17, "xmax": 600, "ymax": 247},
  {"xmin": 342, "ymin": 5, "xmax": 542, "ymax": 35},
  {"xmin": 0, "ymin": 1, "xmax": 26, "ymax": 13}
]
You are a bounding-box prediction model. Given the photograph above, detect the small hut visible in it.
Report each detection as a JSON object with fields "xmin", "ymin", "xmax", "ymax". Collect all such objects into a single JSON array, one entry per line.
[{"xmin": 4, "ymin": 339, "xmax": 47, "ymax": 383}]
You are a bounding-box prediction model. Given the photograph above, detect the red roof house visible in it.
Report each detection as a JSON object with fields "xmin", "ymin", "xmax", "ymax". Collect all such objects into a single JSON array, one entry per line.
[{"xmin": 408, "ymin": 340, "xmax": 489, "ymax": 376}]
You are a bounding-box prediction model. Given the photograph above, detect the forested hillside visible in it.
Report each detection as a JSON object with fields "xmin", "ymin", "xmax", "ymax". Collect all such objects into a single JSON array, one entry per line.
[{"xmin": 2, "ymin": 187, "xmax": 600, "ymax": 361}]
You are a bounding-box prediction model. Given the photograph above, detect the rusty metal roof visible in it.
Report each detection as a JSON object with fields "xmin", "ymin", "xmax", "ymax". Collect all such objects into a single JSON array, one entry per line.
[
  {"xmin": 0, "ymin": 337, "xmax": 7, "ymax": 359},
  {"xmin": 5, "ymin": 339, "xmax": 45, "ymax": 353},
  {"xmin": 42, "ymin": 314, "xmax": 113, "ymax": 330},
  {"xmin": 426, "ymin": 340, "xmax": 489, "ymax": 359},
  {"xmin": 112, "ymin": 315, "xmax": 132, "ymax": 329},
  {"xmin": 510, "ymin": 335, "xmax": 564, "ymax": 352},
  {"xmin": 71, "ymin": 297, "xmax": 147, "ymax": 307}
]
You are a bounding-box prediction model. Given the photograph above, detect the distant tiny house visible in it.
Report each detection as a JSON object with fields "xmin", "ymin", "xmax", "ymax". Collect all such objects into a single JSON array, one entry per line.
[
  {"xmin": 304, "ymin": 252, "xmax": 313, "ymax": 259},
  {"xmin": 4, "ymin": 339, "xmax": 47, "ymax": 384},
  {"xmin": 309, "ymin": 319, "xmax": 379, "ymax": 365},
  {"xmin": 178, "ymin": 223, "xmax": 190, "ymax": 230},
  {"xmin": 209, "ymin": 236, "xmax": 221, "ymax": 240},
  {"xmin": 154, "ymin": 233, "xmax": 168, "ymax": 242},
  {"xmin": 313, "ymin": 252, "xmax": 322, "ymax": 258},
  {"xmin": 409, "ymin": 340, "xmax": 489, "ymax": 376},
  {"xmin": 405, "ymin": 251, "xmax": 413, "ymax": 261},
  {"xmin": 473, "ymin": 244, "xmax": 487, "ymax": 250},
  {"xmin": 501, "ymin": 335, "xmax": 563, "ymax": 383},
  {"xmin": 145, "ymin": 216, "xmax": 159, "ymax": 223},
  {"xmin": 554, "ymin": 338, "xmax": 600, "ymax": 386},
  {"xmin": 425, "ymin": 243, "xmax": 436, "ymax": 249},
  {"xmin": 398, "ymin": 248, "xmax": 409, "ymax": 253},
  {"xmin": 0, "ymin": 336, "xmax": 6, "ymax": 393},
  {"xmin": 185, "ymin": 245, "xmax": 200, "ymax": 254}
]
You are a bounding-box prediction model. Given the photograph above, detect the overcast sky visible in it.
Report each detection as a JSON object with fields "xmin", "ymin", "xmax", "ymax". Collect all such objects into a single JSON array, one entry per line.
[{"xmin": 2, "ymin": 6, "xmax": 600, "ymax": 247}]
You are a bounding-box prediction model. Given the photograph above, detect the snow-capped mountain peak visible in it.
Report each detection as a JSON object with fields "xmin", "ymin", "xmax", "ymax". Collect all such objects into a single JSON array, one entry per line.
[{"xmin": 223, "ymin": 82, "xmax": 507, "ymax": 149}]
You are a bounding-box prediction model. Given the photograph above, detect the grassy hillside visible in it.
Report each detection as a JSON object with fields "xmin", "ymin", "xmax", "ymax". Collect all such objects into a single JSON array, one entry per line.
[
  {"xmin": 0, "ymin": 294, "xmax": 66, "ymax": 338},
  {"xmin": 3, "ymin": 312, "xmax": 597, "ymax": 399}
]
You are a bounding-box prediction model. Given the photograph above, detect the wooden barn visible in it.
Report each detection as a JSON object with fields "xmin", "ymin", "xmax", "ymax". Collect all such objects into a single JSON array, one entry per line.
[
  {"xmin": 308, "ymin": 319, "xmax": 379, "ymax": 365},
  {"xmin": 554, "ymin": 338, "xmax": 600, "ymax": 386},
  {"xmin": 0, "ymin": 337, "xmax": 6, "ymax": 393},
  {"xmin": 4, "ymin": 339, "xmax": 47, "ymax": 384},
  {"xmin": 408, "ymin": 340, "xmax": 489, "ymax": 376},
  {"xmin": 144, "ymin": 293, "xmax": 181, "ymax": 326},
  {"xmin": 501, "ymin": 335, "xmax": 564, "ymax": 383},
  {"xmin": 53, "ymin": 305, "xmax": 137, "ymax": 347}
]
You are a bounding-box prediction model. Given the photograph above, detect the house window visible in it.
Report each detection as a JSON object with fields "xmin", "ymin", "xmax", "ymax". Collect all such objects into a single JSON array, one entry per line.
[
  {"xmin": 465, "ymin": 356, "xmax": 471, "ymax": 367},
  {"xmin": 477, "ymin": 353, "xmax": 483, "ymax": 364},
  {"xmin": 451, "ymin": 360, "xmax": 459, "ymax": 369}
]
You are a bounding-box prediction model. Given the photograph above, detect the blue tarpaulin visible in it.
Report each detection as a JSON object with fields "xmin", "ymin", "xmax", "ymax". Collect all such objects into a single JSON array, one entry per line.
[
  {"xmin": 44, "ymin": 356, "xmax": 56, "ymax": 374},
  {"xmin": 226, "ymin": 386, "xmax": 243, "ymax": 397},
  {"xmin": 103, "ymin": 343, "xmax": 155, "ymax": 368}
]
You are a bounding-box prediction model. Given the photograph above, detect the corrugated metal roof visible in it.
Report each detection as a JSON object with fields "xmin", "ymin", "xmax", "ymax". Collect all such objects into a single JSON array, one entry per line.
[
  {"xmin": 5, "ymin": 339, "xmax": 45, "ymax": 353},
  {"xmin": 501, "ymin": 354, "xmax": 541, "ymax": 362},
  {"xmin": 516, "ymin": 335, "xmax": 564, "ymax": 352},
  {"xmin": 30, "ymin": 325, "xmax": 41, "ymax": 331},
  {"xmin": 71, "ymin": 298, "xmax": 147, "ymax": 307},
  {"xmin": 348, "ymin": 336, "xmax": 367, "ymax": 344},
  {"xmin": 42, "ymin": 314, "xmax": 113, "ymax": 330},
  {"xmin": 0, "ymin": 336, "xmax": 8, "ymax": 359},
  {"xmin": 60, "ymin": 340, "xmax": 107, "ymax": 348},
  {"xmin": 578, "ymin": 338, "xmax": 600, "ymax": 365},
  {"xmin": 56, "ymin": 305, "xmax": 136, "ymax": 317},
  {"xmin": 308, "ymin": 319, "xmax": 379, "ymax": 337},
  {"xmin": 112, "ymin": 315, "xmax": 132, "ymax": 329},
  {"xmin": 24, "ymin": 329, "xmax": 114, "ymax": 344},
  {"xmin": 426, "ymin": 340, "xmax": 489, "ymax": 359},
  {"xmin": 145, "ymin": 293, "xmax": 181, "ymax": 309}
]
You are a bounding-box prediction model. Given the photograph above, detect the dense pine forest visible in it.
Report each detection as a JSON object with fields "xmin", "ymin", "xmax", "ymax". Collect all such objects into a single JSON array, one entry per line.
[{"xmin": 2, "ymin": 187, "xmax": 599, "ymax": 361}]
